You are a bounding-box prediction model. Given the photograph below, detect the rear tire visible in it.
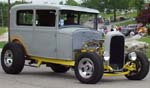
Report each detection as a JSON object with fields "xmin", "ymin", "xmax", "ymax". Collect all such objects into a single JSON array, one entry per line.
[
  {"xmin": 1, "ymin": 42, "xmax": 25, "ymax": 74},
  {"xmin": 50, "ymin": 64, "xmax": 70, "ymax": 73},
  {"xmin": 75, "ymin": 52, "xmax": 104, "ymax": 84},
  {"xmin": 125, "ymin": 52, "xmax": 149, "ymax": 80}
]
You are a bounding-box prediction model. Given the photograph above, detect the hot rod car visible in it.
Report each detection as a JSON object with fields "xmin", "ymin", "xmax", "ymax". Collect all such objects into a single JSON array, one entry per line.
[{"xmin": 1, "ymin": 4, "xmax": 149, "ymax": 84}]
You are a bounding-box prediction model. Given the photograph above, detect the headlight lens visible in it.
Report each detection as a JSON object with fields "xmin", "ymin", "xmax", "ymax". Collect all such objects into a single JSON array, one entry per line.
[
  {"xmin": 128, "ymin": 52, "xmax": 137, "ymax": 61},
  {"xmin": 103, "ymin": 52, "xmax": 110, "ymax": 61},
  {"xmin": 104, "ymin": 56, "xmax": 110, "ymax": 61}
]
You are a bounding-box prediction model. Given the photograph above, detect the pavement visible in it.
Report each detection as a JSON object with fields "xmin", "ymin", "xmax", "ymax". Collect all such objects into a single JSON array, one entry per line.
[{"xmin": 0, "ymin": 62, "xmax": 149, "ymax": 88}]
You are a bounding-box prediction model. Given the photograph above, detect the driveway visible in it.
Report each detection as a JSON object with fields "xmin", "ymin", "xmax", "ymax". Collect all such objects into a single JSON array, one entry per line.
[{"xmin": 0, "ymin": 64, "xmax": 149, "ymax": 88}]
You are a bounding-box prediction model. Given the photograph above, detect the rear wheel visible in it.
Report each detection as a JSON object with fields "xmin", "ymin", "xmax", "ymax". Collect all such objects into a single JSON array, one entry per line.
[
  {"xmin": 75, "ymin": 52, "xmax": 104, "ymax": 84},
  {"xmin": 50, "ymin": 64, "xmax": 70, "ymax": 73},
  {"xmin": 1, "ymin": 42, "xmax": 25, "ymax": 74},
  {"xmin": 125, "ymin": 52, "xmax": 149, "ymax": 80}
]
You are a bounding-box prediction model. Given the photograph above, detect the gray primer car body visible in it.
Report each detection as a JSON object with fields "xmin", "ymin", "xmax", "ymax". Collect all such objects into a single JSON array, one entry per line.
[
  {"xmin": 10, "ymin": 4, "xmax": 101, "ymax": 60},
  {"xmin": 57, "ymin": 27, "xmax": 102, "ymax": 60},
  {"xmin": 2, "ymin": 4, "xmax": 149, "ymax": 84}
]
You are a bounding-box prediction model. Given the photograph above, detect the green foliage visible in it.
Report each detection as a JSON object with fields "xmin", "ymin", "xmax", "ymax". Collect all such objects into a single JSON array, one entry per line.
[
  {"xmin": 106, "ymin": 0, "xmax": 130, "ymax": 9},
  {"xmin": 81, "ymin": 0, "xmax": 104, "ymax": 11},
  {"xmin": 146, "ymin": 24, "xmax": 150, "ymax": 29},
  {"xmin": 0, "ymin": 27, "xmax": 7, "ymax": 35},
  {"xmin": 0, "ymin": 27, "xmax": 7, "ymax": 48},
  {"xmin": 0, "ymin": 2, "xmax": 8, "ymax": 26},
  {"xmin": 81, "ymin": 0, "xmax": 145, "ymax": 11},
  {"xmin": 116, "ymin": 20, "xmax": 136, "ymax": 26},
  {"xmin": 66, "ymin": 0, "xmax": 79, "ymax": 6},
  {"xmin": 0, "ymin": 1, "xmax": 28, "ymax": 27},
  {"xmin": 130, "ymin": 0, "xmax": 145, "ymax": 12},
  {"xmin": 0, "ymin": 42, "xmax": 6, "ymax": 48},
  {"xmin": 81, "ymin": 0, "xmax": 144, "ymax": 22}
]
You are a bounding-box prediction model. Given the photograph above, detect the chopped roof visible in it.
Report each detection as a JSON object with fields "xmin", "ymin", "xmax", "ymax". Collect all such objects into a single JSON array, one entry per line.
[{"xmin": 11, "ymin": 4, "xmax": 99, "ymax": 14}]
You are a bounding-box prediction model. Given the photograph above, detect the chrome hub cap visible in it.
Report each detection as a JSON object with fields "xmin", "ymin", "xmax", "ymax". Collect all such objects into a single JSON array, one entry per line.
[
  {"xmin": 4, "ymin": 50, "xmax": 13, "ymax": 67},
  {"xmin": 78, "ymin": 58, "xmax": 94, "ymax": 79}
]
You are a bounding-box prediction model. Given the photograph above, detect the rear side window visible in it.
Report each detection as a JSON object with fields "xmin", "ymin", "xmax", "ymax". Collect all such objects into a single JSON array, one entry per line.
[
  {"xmin": 36, "ymin": 10, "xmax": 56, "ymax": 27},
  {"xmin": 17, "ymin": 10, "xmax": 33, "ymax": 26}
]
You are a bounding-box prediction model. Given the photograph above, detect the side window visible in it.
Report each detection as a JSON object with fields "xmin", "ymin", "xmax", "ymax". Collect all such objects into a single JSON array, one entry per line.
[
  {"xmin": 17, "ymin": 10, "xmax": 33, "ymax": 26},
  {"xmin": 36, "ymin": 10, "xmax": 56, "ymax": 27}
]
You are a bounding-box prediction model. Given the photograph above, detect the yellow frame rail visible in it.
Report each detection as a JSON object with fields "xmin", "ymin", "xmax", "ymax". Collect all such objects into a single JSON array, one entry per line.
[
  {"xmin": 29, "ymin": 56, "xmax": 136, "ymax": 76},
  {"xmin": 30, "ymin": 56, "xmax": 75, "ymax": 67},
  {"xmin": 103, "ymin": 62, "xmax": 136, "ymax": 76},
  {"xmin": 104, "ymin": 71, "xmax": 130, "ymax": 76}
]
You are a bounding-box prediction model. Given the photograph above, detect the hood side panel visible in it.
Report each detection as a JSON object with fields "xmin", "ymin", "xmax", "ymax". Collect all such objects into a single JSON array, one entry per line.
[{"xmin": 73, "ymin": 30, "xmax": 102, "ymax": 50}]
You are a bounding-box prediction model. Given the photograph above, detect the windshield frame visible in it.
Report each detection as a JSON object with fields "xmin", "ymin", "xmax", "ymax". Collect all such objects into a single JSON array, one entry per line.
[{"xmin": 58, "ymin": 10, "xmax": 98, "ymax": 30}]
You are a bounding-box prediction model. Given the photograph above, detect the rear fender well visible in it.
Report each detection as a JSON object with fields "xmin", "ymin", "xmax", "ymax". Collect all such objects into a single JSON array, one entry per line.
[{"xmin": 11, "ymin": 39, "xmax": 28, "ymax": 55}]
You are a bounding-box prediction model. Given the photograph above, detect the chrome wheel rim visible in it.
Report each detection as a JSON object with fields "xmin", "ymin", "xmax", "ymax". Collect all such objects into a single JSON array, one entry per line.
[
  {"xmin": 78, "ymin": 58, "xmax": 94, "ymax": 79},
  {"xmin": 4, "ymin": 50, "xmax": 13, "ymax": 67}
]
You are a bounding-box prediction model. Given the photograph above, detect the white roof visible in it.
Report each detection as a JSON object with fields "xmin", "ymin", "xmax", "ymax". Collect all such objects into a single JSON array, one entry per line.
[{"xmin": 11, "ymin": 4, "xmax": 99, "ymax": 14}]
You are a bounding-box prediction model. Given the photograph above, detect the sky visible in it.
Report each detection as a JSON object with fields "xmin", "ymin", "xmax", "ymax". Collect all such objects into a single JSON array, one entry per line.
[{"xmin": 0, "ymin": 0, "xmax": 82, "ymax": 4}]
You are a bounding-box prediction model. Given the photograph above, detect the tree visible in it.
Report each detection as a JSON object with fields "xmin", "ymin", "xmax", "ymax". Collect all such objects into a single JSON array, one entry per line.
[
  {"xmin": 66, "ymin": 0, "xmax": 79, "ymax": 6},
  {"xmin": 81, "ymin": 0, "xmax": 140, "ymax": 22},
  {"xmin": 0, "ymin": 1, "xmax": 27, "ymax": 27},
  {"xmin": 130, "ymin": 0, "xmax": 144, "ymax": 12},
  {"xmin": 0, "ymin": 2, "xmax": 8, "ymax": 26},
  {"xmin": 105, "ymin": 0, "xmax": 131, "ymax": 21},
  {"xmin": 81, "ymin": 0, "xmax": 105, "ymax": 12}
]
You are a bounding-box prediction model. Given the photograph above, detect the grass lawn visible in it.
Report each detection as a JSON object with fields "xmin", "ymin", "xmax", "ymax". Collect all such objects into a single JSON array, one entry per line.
[
  {"xmin": 0, "ymin": 42, "xmax": 6, "ymax": 48},
  {"xmin": 116, "ymin": 20, "xmax": 136, "ymax": 26},
  {"xmin": 138, "ymin": 35, "xmax": 150, "ymax": 58},
  {"xmin": 123, "ymin": 11, "xmax": 137, "ymax": 18},
  {"xmin": 0, "ymin": 27, "xmax": 8, "ymax": 48},
  {"xmin": 0, "ymin": 27, "xmax": 8, "ymax": 35},
  {"xmin": 101, "ymin": 13, "xmax": 114, "ymax": 19},
  {"xmin": 101, "ymin": 11, "xmax": 137, "ymax": 20}
]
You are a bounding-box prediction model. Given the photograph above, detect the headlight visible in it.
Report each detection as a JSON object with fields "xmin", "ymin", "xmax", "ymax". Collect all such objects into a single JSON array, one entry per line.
[
  {"xmin": 128, "ymin": 52, "xmax": 137, "ymax": 61},
  {"xmin": 103, "ymin": 52, "xmax": 110, "ymax": 61},
  {"xmin": 104, "ymin": 56, "xmax": 110, "ymax": 61}
]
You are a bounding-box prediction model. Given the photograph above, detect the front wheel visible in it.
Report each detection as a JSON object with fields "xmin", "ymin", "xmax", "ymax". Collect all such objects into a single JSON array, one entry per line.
[
  {"xmin": 125, "ymin": 52, "xmax": 149, "ymax": 80},
  {"xmin": 75, "ymin": 52, "xmax": 104, "ymax": 84}
]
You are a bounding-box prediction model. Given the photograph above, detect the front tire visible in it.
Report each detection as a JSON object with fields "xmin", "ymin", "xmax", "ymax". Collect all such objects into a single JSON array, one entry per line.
[
  {"xmin": 75, "ymin": 52, "xmax": 104, "ymax": 84},
  {"xmin": 125, "ymin": 52, "xmax": 149, "ymax": 80},
  {"xmin": 1, "ymin": 42, "xmax": 25, "ymax": 74}
]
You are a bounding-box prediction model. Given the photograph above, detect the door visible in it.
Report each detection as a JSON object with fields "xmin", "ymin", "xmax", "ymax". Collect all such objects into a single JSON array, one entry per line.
[
  {"xmin": 14, "ymin": 10, "xmax": 34, "ymax": 54},
  {"xmin": 32, "ymin": 10, "xmax": 57, "ymax": 58}
]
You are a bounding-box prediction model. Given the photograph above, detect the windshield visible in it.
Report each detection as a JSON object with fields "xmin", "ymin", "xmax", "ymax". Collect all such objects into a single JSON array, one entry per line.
[{"xmin": 59, "ymin": 10, "xmax": 98, "ymax": 29}]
